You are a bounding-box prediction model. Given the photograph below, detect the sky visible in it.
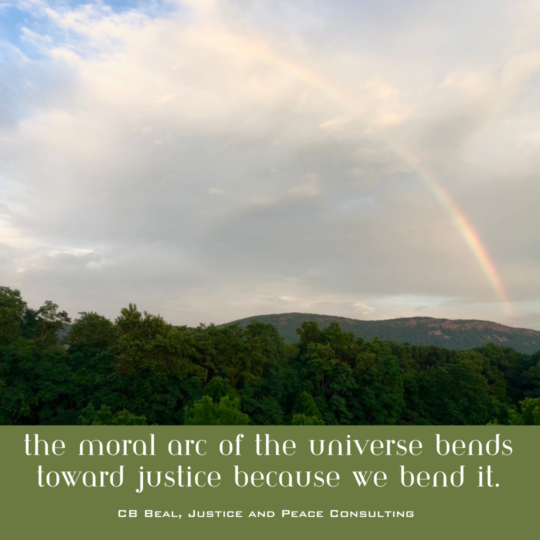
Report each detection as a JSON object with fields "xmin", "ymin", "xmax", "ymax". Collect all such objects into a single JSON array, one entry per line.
[{"xmin": 1, "ymin": 0, "xmax": 540, "ymax": 328}]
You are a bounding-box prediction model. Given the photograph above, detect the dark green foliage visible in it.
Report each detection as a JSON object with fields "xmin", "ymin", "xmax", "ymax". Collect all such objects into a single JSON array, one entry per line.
[
  {"xmin": 33, "ymin": 301, "xmax": 71, "ymax": 346},
  {"xmin": 353, "ymin": 340, "xmax": 404, "ymax": 425},
  {"xmin": 115, "ymin": 304, "xmax": 194, "ymax": 377},
  {"xmin": 0, "ymin": 339, "xmax": 77, "ymax": 424},
  {"xmin": 1, "ymin": 286, "xmax": 539, "ymax": 426},
  {"xmin": 69, "ymin": 312, "xmax": 116, "ymax": 348},
  {"xmin": 292, "ymin": 392, "xmax": 325, "ymax": 425},
  {"xmin": 0, "ymin": 287, "xmax": 27, "ymax": 346},
  {"xmin": 77, "ymin": 404, "xmax": 147, "ymax": 425}
]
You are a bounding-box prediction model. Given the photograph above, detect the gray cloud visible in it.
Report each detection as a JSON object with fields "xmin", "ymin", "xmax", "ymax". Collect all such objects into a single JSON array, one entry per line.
[{"xmin": 1, "ymin": 0, "xmax": 539, "ymax": 328}]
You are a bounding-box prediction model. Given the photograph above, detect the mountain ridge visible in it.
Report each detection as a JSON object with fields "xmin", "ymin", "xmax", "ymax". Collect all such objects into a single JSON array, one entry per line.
[{"xmin": 222, "ymin": 313, "xmax": 540, "ymax": 354}]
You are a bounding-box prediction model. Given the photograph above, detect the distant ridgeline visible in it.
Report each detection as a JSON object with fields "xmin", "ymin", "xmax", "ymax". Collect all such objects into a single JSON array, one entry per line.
[
  {"xmin": 224, "ymin": 313, "xmax": 540, "ymax": 355},
  {"xmin": 2, "ymin": 286, "xmax": 540, "ymax": 426}
]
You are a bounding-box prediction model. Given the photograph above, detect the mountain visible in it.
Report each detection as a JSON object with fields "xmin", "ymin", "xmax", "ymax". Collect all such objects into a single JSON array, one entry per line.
[{"xmin": 223, "ymin": 313, "xmax": 540, "ymax": 354}]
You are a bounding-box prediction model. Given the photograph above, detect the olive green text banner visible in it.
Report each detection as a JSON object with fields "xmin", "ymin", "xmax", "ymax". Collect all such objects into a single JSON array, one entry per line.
[{"xmin": 1, "ymin": 426, "xmax": 537, "ymax": 539}]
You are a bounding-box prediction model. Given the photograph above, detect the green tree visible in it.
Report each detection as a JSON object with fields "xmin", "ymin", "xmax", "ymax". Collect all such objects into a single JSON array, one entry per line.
[
  {"xmin": 77, "ymin": 404, "xmax": 147, "ymax": 425},
  {"xmin": 28, "ymin": 300, "xmax": 71, "ymax": 346},
  {"xmin": 0, "ymin": 340, "xmax": 77, "ymax": 424},
  {"xmin": 69, "ymin": 312, "xmax": 116, "ymax": 348},
  {"xmin": 508, "ymin": 398, "xmax": 540, "ymax": 425},
  {"xmin": 184, "ymin": 396, "xmax": 249, "ymax": 425},
  {"xmin": 353, "ymin": 340, "xmax": 404, "ymax": 425},
  {"xmin": 292, "ymin": 413, "xmax": 325, "ymax": 425},
  {"xmin": 293, "ymin": 392, "xmax": 325, "ymax": 425},
  {"xmin": 115, "ymin": 304, "xmax": 194, "ymax": 377},
  {"xmin": 0, "ymin": 287, "xmax": 26, "ymax": 346}
]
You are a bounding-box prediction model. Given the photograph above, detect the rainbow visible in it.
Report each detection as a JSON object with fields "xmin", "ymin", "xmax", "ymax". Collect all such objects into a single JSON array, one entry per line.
[
  {"xmin": 397, "ymin": 145, "xmax": 513, "ymax": 313},
  {"xmin": 190, "ymin": 29, "xmax": 514, "ymax": 315}
]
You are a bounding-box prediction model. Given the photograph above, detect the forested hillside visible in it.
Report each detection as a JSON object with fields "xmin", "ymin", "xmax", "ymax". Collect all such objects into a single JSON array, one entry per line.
[
  {"xmin": 1, "ymin": 286, "xmax": 540, "ymax": 426},
  {"xmin": 225, "ymin": 313, "xmax": 540, "ymax": 354}
]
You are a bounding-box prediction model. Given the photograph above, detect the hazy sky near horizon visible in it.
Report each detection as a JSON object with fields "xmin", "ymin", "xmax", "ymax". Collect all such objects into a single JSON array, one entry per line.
[{"xmin": 1, "ymin": 0, "xmax": 540, "ymax": 328}]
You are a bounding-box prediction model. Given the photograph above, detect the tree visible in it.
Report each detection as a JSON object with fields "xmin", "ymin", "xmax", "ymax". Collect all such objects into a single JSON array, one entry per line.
[
  {"xmin": 292, "ymin": 392, "xmax": 325, "ymax": 425},
  {"xmin": 30, "ymin": 301, "xmax": 71, "ymax": 346},
  {"xmin": 69, "ymin": 312, "xmax": 116, "ymax": 348},
  {"xmin": 0, "ymin": 287, "xmax": 26, "ymax": 346},
  {"xmin": 0, "ymin": 340, "xmax": 77, "ymax": 424},
  {"xmin": 204, "ymin": 377, "xmax": 239, "ymax": 402},
  {"xmin": 77, "ymin": 404, "xmax": 147, "ymax": 425},
  {"xmin": 508, "ymin": 398, "xmax": 540, "ymax": 425},
  {"xmin": 353, "ymin": 340, "xmax": 404, "ymax": 425},
  {"xmin": 184, "ymin": 396, "xmax": 249, "ymax": 425},
  {"xmin": 292, "ymin": 414, "xmax": 325, "ymax": 425},
  {"xmin": 115, "ymin": 304, "xmax": 194, "ymax": 377},
  {"xmin": 297, "ymin": 321, "xmax": 323, "ymax": 347},
  {"xmin": 303, "ymin": 343, "xmax": 335, "ymax": 389}
]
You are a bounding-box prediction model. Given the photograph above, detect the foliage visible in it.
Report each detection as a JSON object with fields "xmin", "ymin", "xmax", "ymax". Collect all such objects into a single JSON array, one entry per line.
[
  {"xmin": 1, "ymin": 286, "xmax": 540, "ymax": 426},
  {"xmin": 77, "ymin": 404, "xmax": 147, "ymax": 425},
  {"xmin": 507, "ymin": 398, "xmax": 540, "ymax": 425},
  {"xmin": 0, "ymin": 287, "xmax": 26, "ymax": 346},
  {"xmin": 184, "ymin": 396, "xmax": 249, "ymax": 425},
  {"xmin": 292, "ymin": 414, "xmax": 325, "ymax": 425}
]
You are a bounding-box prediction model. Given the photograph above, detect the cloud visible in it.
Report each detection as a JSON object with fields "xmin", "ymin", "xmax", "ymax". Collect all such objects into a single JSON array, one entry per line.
[
  {"xmin": 319, "ymin": 117, "xmax": 350, "ymax": 132},
  {"xmin": 1, "ymin": 0, "xmax": 539, "ymax": 328},
  {"xmin": 288, "ymin": 184, "xmax": 322, "ymax": 199}
]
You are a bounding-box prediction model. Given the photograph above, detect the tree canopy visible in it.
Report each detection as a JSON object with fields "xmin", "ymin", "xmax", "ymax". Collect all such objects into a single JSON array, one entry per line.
[{"xmin": 0, "ymin": 286, "xmax": 538, "ymax": 426}]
